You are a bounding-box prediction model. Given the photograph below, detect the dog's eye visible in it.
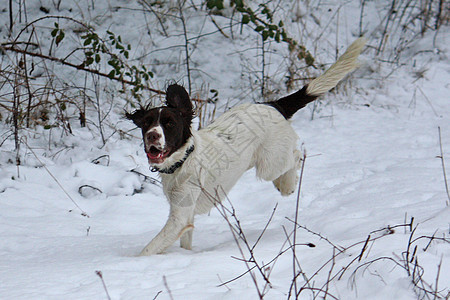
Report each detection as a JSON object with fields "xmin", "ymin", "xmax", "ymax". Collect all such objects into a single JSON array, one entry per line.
[
  {"xmin": 143, "ymin": 117, "xmax": 153, "ymax": 126},
  {"xmin": 162, "ymin": 118, "xmax": 174, "ymax": 128}
]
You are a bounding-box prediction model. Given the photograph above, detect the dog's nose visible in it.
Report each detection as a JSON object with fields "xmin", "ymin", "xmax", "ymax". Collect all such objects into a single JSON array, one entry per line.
[{"xmin": 147, "ymin": 131, "xmax": 161, "ymax": 143}]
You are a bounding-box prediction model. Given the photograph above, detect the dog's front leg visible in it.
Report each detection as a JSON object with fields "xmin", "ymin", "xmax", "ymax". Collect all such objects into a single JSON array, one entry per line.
[
  {"xmin": 180, "ymin": 214, "xmax": 194, "ymax": 250},
  {"xmin": 139, "ymin": 182, "xmax": 202, "ymax": 256},
  {"xmin": 139, "ymin": 204, "xmax": 195, "ymax": 256}
]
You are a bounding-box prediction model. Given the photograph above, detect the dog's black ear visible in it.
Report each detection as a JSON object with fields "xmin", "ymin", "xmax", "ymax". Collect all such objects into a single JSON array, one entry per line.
[
  {"xmin": 166, "ymin": 84, "xmax": 193, "ymax": 120},
  {"xmin": 125, "ymin": 109, "xmax": 147, "ymax": 128}
]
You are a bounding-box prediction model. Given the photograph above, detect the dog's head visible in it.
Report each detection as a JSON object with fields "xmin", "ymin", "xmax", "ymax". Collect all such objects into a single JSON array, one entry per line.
[{"xmin": 126, "ymin": 84, "xmax": 193, "ymax": 167}]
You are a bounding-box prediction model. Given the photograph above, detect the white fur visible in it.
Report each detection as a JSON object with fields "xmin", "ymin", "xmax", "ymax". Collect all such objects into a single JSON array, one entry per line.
[
  {"xmin": 139, "ymin": 104, "xmax": 302, "ymax": 255},
  {"xmin": 306, "ymin": 37, "xmax": 366, "ymax": 96},
  {"xmin": 138, "ymin": 38, "xmax": 366, "ymax": 255},
  {"xmin": 147, "ymin": 125, "xmax": 166, "ymax": 149}
]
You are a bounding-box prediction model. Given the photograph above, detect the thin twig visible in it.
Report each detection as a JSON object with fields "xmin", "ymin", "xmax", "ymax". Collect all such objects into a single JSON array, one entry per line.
[
  {"xmin": 437, "ymin": 127, "xmax": 450, "ymax": 206},
  {"xmin": 178, "ymin": 0, "xmax": 192, "ymax": 95},
  {"xmin": 95, "ymin": 271, "xmax": 111, "ymax": 300},
  {"xmin": 285, "ymin": 218, "xmax": 345, "ymax": 252},
  {"xmin": 152, "ymin": 290, "xmax": 163, "ymax": 300},
  {"xmin": 220, "ymin": 204, "xmax": 264, "ymax": 298},
  {"xmin": 433, "ymin": 256, "xmax": 443, "ymax": 300},
  {"xmin": 163, "ymin": 276, "xmax": 174, "ymax": 300},
  {"xmin": 377, "ymin": 0, "xmax": 397, "ymax": 55},
  {"xmin": 358, "ymin": 235, "xmax": 371, "ymax": 262},
  {"xmin": 78, "ymin": 184, "xmax": 103, "ymax": 196},
  {"xmin": 251, "ymin": 203, "xmax": 278, "ymax": 251},
  {"xmin": 325, "ymin": 246, "xmax": 336, "ymax": 298},
  {"xmin": 8, "ymin": 0, "xmax": 13, "ymax": 35},
  {"xmin": 291, "ymin": 153, "xmax": 307, "ymax": 297},
  {"xmin": 283, "ymin": 226, "xmax": 314, "ymax": 299},
  {"xmin": 129, "ymin": 169, "xmax": 162, "ymax": 186}
]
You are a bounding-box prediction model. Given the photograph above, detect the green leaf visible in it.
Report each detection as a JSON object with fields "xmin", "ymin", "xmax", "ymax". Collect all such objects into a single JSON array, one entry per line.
[
  {"xmin": 55, "ymin": 31, "xmax": 65, "ymax": 46},
  {"xmin": 95, "ymin": 54, "xmax": 101, "ymax": 63},
  {"xmin": 269, "ymin": 24, "xmax": 278, "ymax": 30},
  {"xmin": 207, "ymin": 0, "xmax": 224, "ymax": 10},
  {"xmin": 206, "ymin": 0, "xmax": 215, "ymax": 9},
  {"xmin": 275, "ymin": 31, "xmax": 281, "ymax": 42},
  {"xmin": 108, "ymin": 70, "xmax": 115, "ymax": 79},
  {"xmin": 60, "ymin": 103, "xmax": 66, "ymax": 111},
  {"xmin": 234, "ymin": 0, "xmax": 244, "ymax": 8},
  {"xmin": 85, "ymin": 56, "xmax": 94, "ymax": 66},
  {"xmin": 305, "ymin": 53, "xmax": 315, "ymax": 66},
  {"xmin": 242, "ymin": 15, "xmax": 250, "ymax": 24},
  {"xmin": 51, "ymin": 28, "xmax": 58, "ymax": 37},
  {"xmin": 255, "ymin": 25, "xmax": 265, "ymax": 32},
  {"xmin": 262, "ymin": 30, "xmax": 269, "ymax": 41}
]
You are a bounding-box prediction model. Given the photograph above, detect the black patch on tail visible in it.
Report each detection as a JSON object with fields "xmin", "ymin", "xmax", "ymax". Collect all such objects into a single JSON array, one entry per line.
[{"xmin": 268, "ymin": 85, "xmax": 317, "ymax": 119}]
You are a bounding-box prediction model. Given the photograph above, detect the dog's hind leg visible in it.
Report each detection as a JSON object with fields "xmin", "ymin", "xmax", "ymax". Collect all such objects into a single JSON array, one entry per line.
[{"xmin": 273, "ymin": 150, "xmax": 302, "ymax": 196}]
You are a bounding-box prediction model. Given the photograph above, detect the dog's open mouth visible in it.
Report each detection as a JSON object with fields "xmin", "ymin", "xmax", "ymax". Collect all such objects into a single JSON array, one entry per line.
[{"xmin": 146, "ymin": 145, "xmax": 170, "ymax": 164}]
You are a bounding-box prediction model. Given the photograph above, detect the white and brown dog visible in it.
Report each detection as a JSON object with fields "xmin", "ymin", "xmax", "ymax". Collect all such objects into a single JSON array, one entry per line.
[{"xmin": 127, "ymin": 38, "xmax": 366, "ymax": 255}]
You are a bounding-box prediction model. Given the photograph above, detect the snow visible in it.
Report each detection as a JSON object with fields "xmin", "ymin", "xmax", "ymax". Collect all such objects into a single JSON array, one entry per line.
[{"xmin": 1, "ymin": 0, "xmax": 449, "ymax": 299}]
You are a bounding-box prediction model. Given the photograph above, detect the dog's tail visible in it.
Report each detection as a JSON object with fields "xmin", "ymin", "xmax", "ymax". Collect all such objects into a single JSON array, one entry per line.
[{"xmin": 269, "ymin": 37, "xmax": 366, "ymax": 119}]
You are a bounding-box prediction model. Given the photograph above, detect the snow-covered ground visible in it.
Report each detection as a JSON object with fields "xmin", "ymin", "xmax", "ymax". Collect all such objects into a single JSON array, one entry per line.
[{"xmin": 0, "ymin": 1, "xmax": 449, "ymax": 299}]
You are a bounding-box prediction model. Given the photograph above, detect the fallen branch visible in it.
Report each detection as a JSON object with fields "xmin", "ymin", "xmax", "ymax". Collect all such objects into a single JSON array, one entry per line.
[
  {"xmin": 1, "ymin": 45, "xmax": 164, "ymax": 95},
  {"xmin": 1, "ymin": 45, "xmax": 211, "ymax": 103}
]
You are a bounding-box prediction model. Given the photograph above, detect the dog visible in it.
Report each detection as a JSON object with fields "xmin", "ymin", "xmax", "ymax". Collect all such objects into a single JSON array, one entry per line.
[{"xmin": 126, "ymin": 38, "xmax": 366, "ymax": 255}]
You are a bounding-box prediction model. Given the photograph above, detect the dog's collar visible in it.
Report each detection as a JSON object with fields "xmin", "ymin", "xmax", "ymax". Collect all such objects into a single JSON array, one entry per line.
[{"xmin": 150, "ymin": 145, "xmax": 195, "ymax": 174}]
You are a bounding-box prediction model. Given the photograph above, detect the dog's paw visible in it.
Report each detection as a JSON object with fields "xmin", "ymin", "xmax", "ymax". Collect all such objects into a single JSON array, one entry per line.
[
  {"xmin": 273, "ymin": 173, "xmax": 298, "ymax": 196},
  {"xmin": 138, "ymin": 244, "xmax": 163, "ymax": 256}
]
